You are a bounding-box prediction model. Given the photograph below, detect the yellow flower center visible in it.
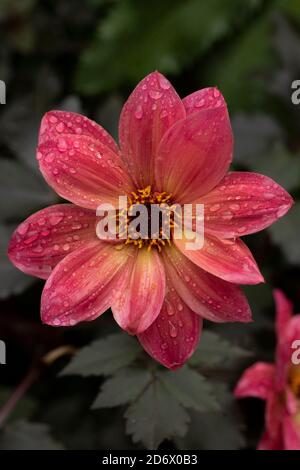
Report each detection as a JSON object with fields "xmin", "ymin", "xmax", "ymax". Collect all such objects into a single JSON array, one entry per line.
[
  {"xmin": 119, "ymin": 185, "xmax": 176, "ymax": 252},
  {"xmin": 289, "ymin": 365, "xmax": 300, "ymax": 398}
]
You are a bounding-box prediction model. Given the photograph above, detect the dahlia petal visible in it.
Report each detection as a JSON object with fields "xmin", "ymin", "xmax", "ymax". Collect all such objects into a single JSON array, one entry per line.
[
  {"xmin": 8, "ymin": 204, "xmax": 97, "ymax": 279},
  {"xmin": 41, "ymin": 241, "xmax": 133, "ymax": 326},
  {"xmin": 265, "ymin": 391, "xmax": 285, "ymax": 439},
  {"xmin": 199, "ymin": 172, "xmax": 293, "ymax": 238},
  {"xmin": 283, "ymin": 415, "xmax": 300, "ymax": 450},
  {"xmin": 39, "ymin": 110, "xmax": 119, "ymax": 153},
  {"xmin": 276, "ymin": 315, "xmax": 300, "ymax": 389},
  {"xmin": 111, "ymin": 250, "xmax": 166, "ymax": 335},
  {"xmin": 175, "ymin": 235, "xmax": 264, "ymax": 284},
  {"xmin": 183, "ymin": 87, "xmax": 226, "ymax": 115},
  {"xmin": 119, "ymin": 71, "xmax": 185, "ymax": 188},
  {"xmin": 258, "ymin": 430, "xmax": 283, "ymax": 450},
  {"xmin": 274, "ymin": 289, "xmax": 293, "ymax": 337},
  {"xmin": 234, "ymin": 362, "xmax": 275, "ymax": 400},
  {"xmin": 138, "ymin": 278, "xmax": 202, "ymax": 370},
  {"xmin": 286, "ymin": 387, "xmax": 298, "ymax": 415},
  {"xmin": 155, "ymin": 102, "xmax": 233, "ymax": 202},
  {"xmin": 37, "ymin": 111, "xmax": 132, "ymax": 209},
  {"xmin": 163, "ymin": 246, "xmax": 252, "ymax": 323}
]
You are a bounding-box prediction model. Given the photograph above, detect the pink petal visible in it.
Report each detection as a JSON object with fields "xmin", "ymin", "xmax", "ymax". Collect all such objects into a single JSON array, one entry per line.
[
  {"xmin": 37, "ymin": 111, "xmax": 133, "ymax": 209},
  {"xmin": 283, "ymin": 415, "xmax": 300, "ymax": 450},
  {"xmin": 138, "ymin": 278, "xmax": 202, "ymax": 370},
  {"xmin": 8, "ymin": 204, "xmax": 97, "ymax": 279},
  {"xmin": 234, "ymin": 362, "xmax": 275, "ymax": 400},
  {"xmin": 163, "ymin": 246, "xmax": 252, "ymax": 323},
  {"xmin": 274, "ymin": 289, "xmax": 293, "ymax": 336},
  {"xmin": 175, "ymin": 235, "xmax": 264, "ymax": 285},
  {"xmin": 119, "ymin": 71, "xmax": 185, "ymax": 188},
  {"xmin": 39, "ymin": 110, "xmax": 119, "ymax": 153},
  {"xmin": 265, "ymin": 391, "xmax": 285, "ymax": 440},
  {"xmin": 155, "ymin": 100, "xmax": 233, "ymax": 202},
  {"xmin": 286, "ymin": 386, "xmax": 298, "ymax": 415},
  {"xmin": 276, "ymin": 315, "xmax": 300, "ymax": 390},
  {"xmin": 41, "ymin": 241, "xmax": 133, "ymax": 326},
  {"xmin": 111, "ymin": 250, "xmax": 166, "ymax": 335},
  {"xmin": 258, "ymin": 430, "xmax": 283, "ymax": 450},
  {"xmin": 183, "ymin": 87, "xmax": 226, "ymax": 115},
  {"xmin": 198, "ymin": 172, "xmax": 293, "ymax": 238}
]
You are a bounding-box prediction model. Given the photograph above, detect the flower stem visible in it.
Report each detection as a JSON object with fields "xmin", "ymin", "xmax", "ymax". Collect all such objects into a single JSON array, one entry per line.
[{"xmin": 0, "ymin": 365, "xmax": 40, "ymax": 428}]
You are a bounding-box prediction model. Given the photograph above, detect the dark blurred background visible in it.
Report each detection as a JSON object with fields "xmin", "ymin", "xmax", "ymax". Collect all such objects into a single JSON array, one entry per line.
[{"xmin": 0, "ymin": 0, "xmax": 300, "ymax": 450}]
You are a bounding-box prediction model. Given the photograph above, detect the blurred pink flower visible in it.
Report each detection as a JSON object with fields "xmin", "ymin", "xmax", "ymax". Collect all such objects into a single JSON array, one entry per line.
[
  {"xmin": 235, "ymin": 290, "xmax": 300, "ymax": 450},
  {"xmin": 8, "ymin": 72, "xmax": 293, "ymax": 369}
]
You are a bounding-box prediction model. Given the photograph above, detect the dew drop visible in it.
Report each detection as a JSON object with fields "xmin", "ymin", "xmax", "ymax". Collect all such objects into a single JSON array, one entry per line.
[
  {"xmin": 18, "ymin": 223, "xmax": 29, "ymax": 235},
  {"xmin": 229, "ymin": 204, "xmax": 240, "ymax": 211},
  {"xmin": 166, "ymin": 301, "xmax": 175, "ymax": 316},
  {"xmin": 49, "ymin": 115, "xmax": 58, "ymax": 124},
  {"xmin": 56, "ymin": 122, "xmax": 65, "ymax": 133},
  {"xmin": 49, "ymin": 215, "xmax": 64, "ymax": 226},
  {"xmin": 134, "ymin": 105, "xmax": 143, "ymax": 119},
  {"xmin": 149, "ymin": 89, "xmax": 162, "ymax": 100},
  {"xmin": 45, "ymin": 153, "xmax": 55, "ymax": 163},
  {"xmin": 57, "ymin": 138, "xmax": 68, "ymax": 152},
  {"xmin": 169, "ymin": 321, "xmax": 178, "ymax": 338},
  {"xmin": 209, "ymin": 203, "xmax": 221, "ymax": 212},
  {"xmin": 160, "ymin": 110, "xmax": 168, "ymax": 118},
  {"xmin": 158, "ymin": 75, "xmax": 171, "ymax": 90}
]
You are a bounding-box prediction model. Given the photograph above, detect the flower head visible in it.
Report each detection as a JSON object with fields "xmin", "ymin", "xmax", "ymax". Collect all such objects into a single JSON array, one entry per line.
[
  {"xmin": 235, "ymin": 290, "xmax": 300, "ymax": 450},
  {"xmin": 8, "ymin": 72, "xmax": 293, "ymax": 369}
]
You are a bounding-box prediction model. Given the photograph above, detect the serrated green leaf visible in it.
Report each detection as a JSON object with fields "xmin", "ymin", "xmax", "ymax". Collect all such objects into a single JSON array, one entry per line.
[
  {"xmin": 0, "ymin": 421, "xmax": 63, "ymax": 450},
  {"xmin": 189, "ymin": 331, "xmax": 251, "ymax": 369},
  {"xmin": 125, "ymin": 378, "xmax": 189, "ymax": 449},
  {"xmin": 0, "ymin": 224, "xmax": 35, "ymax": 299},
  {"xmin": 269, "ymin": 202, "xmax": 300, "ymax": 264},
  {"xmin": 92, "ymin": 368, "xmax": 151, "ymax": 409},
  {"xmin": 160, "ymin": 367, "xmax": 219, "ymax": 412},
  {"xmin": 176, "ymin": 409, "xmax": 245, "ymax": 450},
  {"xmin": 176, "ymin": 382, "xmax": 245, "ymax": 450},
  {"xmin": 61, "ymin": 333, "xmax": 141, "ymax": 377}
]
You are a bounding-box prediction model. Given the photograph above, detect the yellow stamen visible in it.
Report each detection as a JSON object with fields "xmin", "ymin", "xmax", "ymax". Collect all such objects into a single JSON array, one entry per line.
[
  {"xmin": 289, "ymin": 365, "xmax": 300, "ymax": 398},
  {"xmin": 122, "ymin": 185, "xmax": 174, "ymax": 252}
]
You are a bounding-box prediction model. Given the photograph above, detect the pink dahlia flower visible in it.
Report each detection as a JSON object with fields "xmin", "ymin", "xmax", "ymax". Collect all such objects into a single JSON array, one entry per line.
[
  {"xmin": 8, "ymin": 72, "xmax": 293, "ymax": 369},
  {"xmin": 235, "ymin": 290, "xmax": 300, "ymax": 450}
]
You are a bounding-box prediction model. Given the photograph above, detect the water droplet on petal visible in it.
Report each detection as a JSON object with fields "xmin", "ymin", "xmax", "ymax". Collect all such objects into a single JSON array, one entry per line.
[
  {"xmin": 57, "ymin": 138, "xmax": 68, "ymax": 152},
  {"xmin": 18, "ymin": 223, "xmax": 29, "ymax": 235},
  {"xmin": 56, "ymin": 122, "xmax": 65, "ymax": 133},
  {"xmin": 169, "ymin": 321, "xmax": 178, "ymax": 338},
  {"xmin": 45, "ymin": 153, "xmax": 55, "ymax": 163},
  {"xmin": 158, "ymin": 75, "xmax": 171, "ymax": 90},
  {"xmin": 209, "ymin": 204, "xmax": 221, "ymax": 212},
  {"xmin": 49, "ymin": 115, "xmax": 58, "ymax": 124},
  {"xmin": 149, "ymin": 89, "xmax": 162, "ymax": 100},
  {"xmin": 134, "ymin": 105, "xmax": 143, "ymax": 119},
  {"xmin": 49, "ymin": 215, "xmax": 64, "ymax": 226}
]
